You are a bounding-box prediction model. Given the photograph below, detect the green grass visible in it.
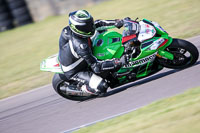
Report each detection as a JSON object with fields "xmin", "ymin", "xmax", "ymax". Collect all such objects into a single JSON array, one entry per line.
[
  {"xmin": 0, "ymin": 0, "xmax": 200, "ymax": 99},
  {"xmin": 75, "ymin": 87, "xmax": 200, "ymax": 133}
]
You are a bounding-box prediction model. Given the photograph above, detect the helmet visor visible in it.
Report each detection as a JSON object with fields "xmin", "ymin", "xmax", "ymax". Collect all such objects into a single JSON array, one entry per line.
[{"xmin": 75, "ymin": 20, "xmax": 95, "ymax": 36}]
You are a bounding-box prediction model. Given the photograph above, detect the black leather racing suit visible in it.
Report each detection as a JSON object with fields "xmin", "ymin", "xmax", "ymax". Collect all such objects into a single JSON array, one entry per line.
[{"xmin": 58, "ymin": 20, "xmax": 121, "ymax": 93}]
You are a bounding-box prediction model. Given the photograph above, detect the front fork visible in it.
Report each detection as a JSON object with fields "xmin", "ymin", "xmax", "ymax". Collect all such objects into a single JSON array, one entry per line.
[{"xmin": 157, "ymin": 36, "xmax": 174, "ymax": 60}]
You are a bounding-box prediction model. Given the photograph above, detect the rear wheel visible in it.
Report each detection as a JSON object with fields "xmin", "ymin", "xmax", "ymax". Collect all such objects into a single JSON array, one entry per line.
[
  {"xmin": 158, "ymin": 39, "xmax": 199, "ymax": 69},
  {"xmin": 52, "ymin": 73, "xmax": 94, "ymax": 101}
]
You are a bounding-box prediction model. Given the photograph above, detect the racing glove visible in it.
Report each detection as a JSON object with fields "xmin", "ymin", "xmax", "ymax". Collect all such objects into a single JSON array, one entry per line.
[
  {"xmin": 101, "ymin": 55, "xmax": 129, "ymax": 70},
  {"xmin": 91, "ymin": 59, "xmax": 120, "ymax": 74},
  {"xmin": 91, "ymin": 55, "xmax": 129, "ymax": 74},
  {"xmin": 115, "ymin": 19, "xmax": 124, "ymax": 29}
]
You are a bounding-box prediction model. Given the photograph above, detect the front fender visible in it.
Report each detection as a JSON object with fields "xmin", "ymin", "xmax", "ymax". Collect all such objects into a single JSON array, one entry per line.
[{"xmin": 157, "ymin": 37, "xmax": 174, "ymax": 60}]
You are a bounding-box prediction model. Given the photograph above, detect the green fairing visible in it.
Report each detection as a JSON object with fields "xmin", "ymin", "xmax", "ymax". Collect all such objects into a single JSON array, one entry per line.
[
  {"xmin": 92, "ymin": 18, "xmax": 174, "ymax": 82},
  {"xmin": 40, "ymin": 18, "xmax": 175, "ymax": 84},
  {"xmin": 92, "ymin": 31, "xmax": 124, "ymax": 60}
]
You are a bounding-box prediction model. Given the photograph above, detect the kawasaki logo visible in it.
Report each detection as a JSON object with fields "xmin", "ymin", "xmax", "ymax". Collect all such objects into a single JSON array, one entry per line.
[{"xmin": 123, "ymin": 53, "xmax": 157, "ymax": 68}]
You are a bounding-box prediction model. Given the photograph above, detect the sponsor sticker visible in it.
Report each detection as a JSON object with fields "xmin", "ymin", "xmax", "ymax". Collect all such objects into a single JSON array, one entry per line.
[{"xmin": 123, "ymin": 53, "xmax": 157, "ymax": 68}]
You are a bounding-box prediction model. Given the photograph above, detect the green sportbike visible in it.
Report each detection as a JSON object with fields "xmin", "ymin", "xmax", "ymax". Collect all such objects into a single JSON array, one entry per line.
[{"xmin": 40, "ymin": 18, "xmax": 199, "ymax": 101}]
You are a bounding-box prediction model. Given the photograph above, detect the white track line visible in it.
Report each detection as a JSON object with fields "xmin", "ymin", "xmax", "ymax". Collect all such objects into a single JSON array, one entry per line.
[
  {"xmin": 0, "ymin": 84, "xmax": 51, "ymax": 102},
  {"xmin": 61, "ymin": 35, "xmax": 200, "ymax": 133},
  {"xmin": 61, "ymin": 105, "xmax": 145, "ymax": 133}
]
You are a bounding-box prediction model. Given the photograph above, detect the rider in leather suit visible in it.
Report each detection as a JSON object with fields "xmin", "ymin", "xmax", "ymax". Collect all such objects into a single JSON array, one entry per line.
[{"xmin": 59, "ymin": 10, "xmax": 126, "ymax": 95}]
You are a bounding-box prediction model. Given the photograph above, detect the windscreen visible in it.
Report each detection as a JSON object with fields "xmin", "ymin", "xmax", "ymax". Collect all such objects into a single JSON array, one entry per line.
[{"xmin": 123, "ymin": 20, "xmax": 140, "ymax": 37}]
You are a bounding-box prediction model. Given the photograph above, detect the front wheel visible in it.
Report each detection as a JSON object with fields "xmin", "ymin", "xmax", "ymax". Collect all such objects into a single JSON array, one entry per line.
[
  {"xmin": 52, "ymin": 73, "xmax": 94, "ymax": 101},
  {"xmin": 158, "ymin": 38, "xmax": 199, "ymax": 69}
]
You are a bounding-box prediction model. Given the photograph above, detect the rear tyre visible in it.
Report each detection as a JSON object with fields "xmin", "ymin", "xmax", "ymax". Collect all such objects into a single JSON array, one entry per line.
[
  {"xmin": 52, "ymin": 73, "xmax": 94, "ymax": 101},
  {"xmin": 158, "ymin": 39, "xmax": 199, "ymax": 69}
]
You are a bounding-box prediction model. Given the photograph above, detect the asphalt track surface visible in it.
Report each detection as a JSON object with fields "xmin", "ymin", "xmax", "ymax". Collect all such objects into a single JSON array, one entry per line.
[{"xmin": 0, "ymin": 35, "xmax": 200, "ymax": 133}]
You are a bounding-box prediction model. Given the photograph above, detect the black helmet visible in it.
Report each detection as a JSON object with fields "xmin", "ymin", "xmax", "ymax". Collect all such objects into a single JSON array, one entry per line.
[{"xmin": 69, "ymin": 10, "xmax": 95, "ymax": 37}]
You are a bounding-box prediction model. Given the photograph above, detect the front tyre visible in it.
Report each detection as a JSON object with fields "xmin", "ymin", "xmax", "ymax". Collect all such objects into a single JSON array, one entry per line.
[
  {"xmin": 158, "ymin": 38, "xmax": 199, "ymax": 69},
  {"xmin": 52, "ymin": 73, "xmax": 94, "ymax": 101}
]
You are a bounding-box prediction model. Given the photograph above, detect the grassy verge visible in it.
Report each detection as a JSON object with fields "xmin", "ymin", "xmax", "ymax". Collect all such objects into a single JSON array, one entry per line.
[
  {"xmin": 75, "ymin": 87, "xmax": 200, "ymax": 133},
  {"xmin": 0, "ymin": 0, "xmax": 200, "ymax": 99}
]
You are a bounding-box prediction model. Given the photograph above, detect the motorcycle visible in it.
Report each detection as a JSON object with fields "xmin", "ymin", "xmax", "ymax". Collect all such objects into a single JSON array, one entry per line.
[{"xmin": 40, "ymin": 18, "xmax": 199, "ymax": 101}]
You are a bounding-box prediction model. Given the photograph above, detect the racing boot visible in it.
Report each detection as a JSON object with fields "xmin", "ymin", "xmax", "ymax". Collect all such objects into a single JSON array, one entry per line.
[
  {"xmin": 81, "ymin": 80, "xmax": 108, "ymax": 96},
  {"xmin": 80, "ymin": 85, "xmax": 100, "ymax": 95}
]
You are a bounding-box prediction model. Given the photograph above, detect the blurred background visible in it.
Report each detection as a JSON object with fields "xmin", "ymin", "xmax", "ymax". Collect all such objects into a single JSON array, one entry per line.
[
  {"xmin": 0, "ymin": 0, "xmax": 200, "ymax": 99},
  {"xmin": 0, "ymin": 0, "xmax": 107, "ymax": 32}
]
